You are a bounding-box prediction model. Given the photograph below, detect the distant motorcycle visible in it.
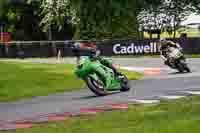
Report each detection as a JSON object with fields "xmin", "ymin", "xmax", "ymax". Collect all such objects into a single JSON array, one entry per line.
[{"xmin": 162, "ymin": 47, "xmax": 191, "ymax": 73}]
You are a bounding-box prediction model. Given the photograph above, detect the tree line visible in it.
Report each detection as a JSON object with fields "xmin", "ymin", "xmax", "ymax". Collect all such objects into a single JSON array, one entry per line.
[{"xmin": 0, "ymin": 0, "xmax": 199, "ymax": 40}]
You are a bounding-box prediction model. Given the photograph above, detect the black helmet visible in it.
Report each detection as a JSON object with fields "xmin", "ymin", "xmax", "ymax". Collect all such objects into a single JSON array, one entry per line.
[{"xmin": 159, "ymin": 38, "xmax": 167, "ymax": 45}]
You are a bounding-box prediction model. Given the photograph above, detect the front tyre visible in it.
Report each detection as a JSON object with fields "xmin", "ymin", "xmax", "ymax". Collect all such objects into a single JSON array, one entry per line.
[
  {"xmin": 85, "ymin": 77, "xmax": 107, "ymax": 96},
  {"xmin": 119, "ymin": 74, "xmax": 130, "ymax": 92}
]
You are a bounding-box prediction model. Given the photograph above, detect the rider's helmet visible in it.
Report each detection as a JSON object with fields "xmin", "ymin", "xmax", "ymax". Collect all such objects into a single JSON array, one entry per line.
[
  {"xmin": 73, "ymin": 42, "xmax": 98, "ymax": 57},
  {"xmin": 159, "ymin": 38, "xmax": 170, "ymax": 50},
  {"xmin": 159, "ymin": 38, "xmax": 167, "ymax": 45}
]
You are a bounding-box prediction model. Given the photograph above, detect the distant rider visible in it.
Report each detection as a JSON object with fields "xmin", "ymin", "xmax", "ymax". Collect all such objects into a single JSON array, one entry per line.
[
  {"xmin": 71, "ymin": 42, "xmax": 122, "ymax": 76},
  {"xmin": 159, "ymin": 38, "xmax": 183, "ymax": 66}
]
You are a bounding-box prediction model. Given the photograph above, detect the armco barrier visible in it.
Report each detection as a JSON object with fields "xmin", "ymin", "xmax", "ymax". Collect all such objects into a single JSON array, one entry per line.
[
  {"xmin": 1, "ymin": 38, "xmax": 200, "ymax": 58},
  {"xmin": 0, "ymin": 44, "xmax": 5, "ymax": 57}
]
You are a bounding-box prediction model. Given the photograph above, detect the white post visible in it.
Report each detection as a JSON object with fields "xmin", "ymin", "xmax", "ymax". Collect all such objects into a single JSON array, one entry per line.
[{"xmin": 57, "ymin": 50, "xmax": 61, "ymax": 62}]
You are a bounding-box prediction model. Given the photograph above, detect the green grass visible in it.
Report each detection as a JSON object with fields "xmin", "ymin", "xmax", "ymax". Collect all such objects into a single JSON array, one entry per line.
[
  {"xmin": 3, "ymin": 96, "xmax": 200, "ymax": 133},
  {"xmin": 186, "ymin": 54, "xmax": 200, "ymax": 58},
  {"xmin": 120, "ymin": 69, "xmax": 143, "ymax": 80},
  {"xmin": 0, "ymin": 61, "xmax": 142, "ymax": 102}
]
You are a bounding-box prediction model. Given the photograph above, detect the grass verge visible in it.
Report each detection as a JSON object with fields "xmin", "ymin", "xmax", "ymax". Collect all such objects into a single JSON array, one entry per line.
[
  {"xmin": 2, "ymin": 96, "xmax": 200, "ymax": 133},
  {"xmin": 0, "ymin": 61, "xmax": 142, "ymax": 102},
  {"xmin": 186, "ymin": 54, "xmax": 200, "ymax": 58}
]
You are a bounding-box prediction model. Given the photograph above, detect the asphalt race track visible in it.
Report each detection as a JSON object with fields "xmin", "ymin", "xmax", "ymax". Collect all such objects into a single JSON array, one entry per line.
[{"xmin": 0, "ymin": 58, "xmax": 200, "ymax": 130}]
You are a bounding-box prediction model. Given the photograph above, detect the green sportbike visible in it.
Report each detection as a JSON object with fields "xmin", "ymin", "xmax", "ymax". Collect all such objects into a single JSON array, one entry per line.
[{"xmin": 74, "ymin": 56, "xmax": 130, "ymax": 96}]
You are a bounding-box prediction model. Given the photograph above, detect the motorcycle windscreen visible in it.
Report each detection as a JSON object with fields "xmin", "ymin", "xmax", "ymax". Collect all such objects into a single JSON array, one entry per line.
[{"xmin": 79, "ymin": 56, "xmax": 89, "ymax": 65}]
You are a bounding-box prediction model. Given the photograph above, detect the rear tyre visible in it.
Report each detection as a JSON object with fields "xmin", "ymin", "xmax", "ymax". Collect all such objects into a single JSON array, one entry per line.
[
  {"xmin": 177, "ymin": 66, "xmax": 184, "ymax": 73},
  {"xmin": 177, "ymin": 59, "xmax": 191, "ymax": 73},
  {"xmin": 184, "ymin": 65, "xmax": 191, "ymax": 73},
  {"xmin": 85, "ymin": 76, "xmax": 107, "ymax": 96},
  {"xmin": 176, "ymin": 60, "xmax": 185, "ymax": 73}
]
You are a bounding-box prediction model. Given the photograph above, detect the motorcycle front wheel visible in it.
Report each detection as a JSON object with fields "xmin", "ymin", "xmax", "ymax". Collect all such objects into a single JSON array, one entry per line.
[
  {"xmin": 85, "ymin": 76, "xmax": 108, "ymax": 96},
  {"xmin": 119, "ymin": 74, "xmax": 131, "ymax": 92}
]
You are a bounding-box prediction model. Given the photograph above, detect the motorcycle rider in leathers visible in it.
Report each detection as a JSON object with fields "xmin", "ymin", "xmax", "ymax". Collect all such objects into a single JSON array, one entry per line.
[
  {"xmin": 71, "ymin": 42, "xmax": 122, "ymax": 76},
  {"xmin": 159, "ymin": 38, "xmax": 183, "ymax": 66}
]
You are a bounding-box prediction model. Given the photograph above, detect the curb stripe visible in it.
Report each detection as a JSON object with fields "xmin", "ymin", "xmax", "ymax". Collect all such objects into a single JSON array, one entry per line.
[
  {"xmin": 15, "ymin": 123, "xmax": 34, "ymax": 129},
  {"xmin": 47, "ymin": 114, "xmax": 71, "ymax": 121},
  {"xmin": 1, "ymin": 90, "xmax": 199, "ymax": 131},
  {"xmin": 14, "ymin": 119, "xmax": 34, "ymax": 124},
  {"xmin": 80, "ymin": 108, "xmax": 104, "ymax": 115},
  {"xmin": 182, "ymin": 91, "xmax": 200, "ymax": 95},
  {"xmin": 158, "ymin": 95, "xmax": 185, "ymax": 100},
  {"xmin": 110, "ymin": 104, "xmax": 129, "ymax": 109},
  {"xmin": 130, "ymin": 99, "xmax": 160, "ymax": 104},
  {"xmin": 120, "ymin": 66, "xmax": 169, "ymax": 76}
]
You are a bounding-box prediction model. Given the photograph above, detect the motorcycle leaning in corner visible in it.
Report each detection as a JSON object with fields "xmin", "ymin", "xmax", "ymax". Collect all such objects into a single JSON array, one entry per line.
[
  {"xmin": 159, "ymin": 39, "xmax": 191, "ymax": 73},
  {"xmin": 68, "ymin": 42, "xmax": 130, "ymax": 96}
]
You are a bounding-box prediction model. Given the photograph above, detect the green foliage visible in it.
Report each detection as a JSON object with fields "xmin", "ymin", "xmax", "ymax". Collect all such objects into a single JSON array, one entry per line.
[
  {"xmin": 138, "ymin": 0, "xmax": 194, "ymax": 38},
  {"xmin": 40, "ymin": 0, "xmax": 77, "ymax": 32},
  {"xmin": 40, "ymin": 0, "xmax": 160, "ymax": 40},
  {"xmin": 0, "ymin": 0, "xmax": 6, "ymax": 17},
  {"xmin": 0, "ymin": 0, "xmax": 199, "ymax": 40},
  {"xmin": 0, "ymin": 0, "xmax": 45, "ymax": 40},
  {"xmin": 162, "ymin": 0, "xmax": 194, "ymax": 38},
  {"xmin": 76, "ymin": 0, "xmax": 145, "ymax": 40},
  {"xmin": 190, "ymin": 0, "xmax": 200, "ymax": 13}
]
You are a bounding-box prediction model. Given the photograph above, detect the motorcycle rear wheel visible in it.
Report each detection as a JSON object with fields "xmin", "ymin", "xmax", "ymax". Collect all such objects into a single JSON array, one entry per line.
[
  {"xmin": 183, "ymin": 64, "xmax": 191, "ymax": 73},
  {"xmin": 177, "ymin": 63, "xmax": 185, "ymax": 73},
  {"xmin": 176, "ymin": 59, "xmax": 191, "ymax": 73}
]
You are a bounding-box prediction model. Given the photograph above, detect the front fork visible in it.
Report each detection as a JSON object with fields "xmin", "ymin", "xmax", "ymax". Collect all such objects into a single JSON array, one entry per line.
[
  {"xmin": 91, "ymin": 66, "xmax": 121, "ymax": 91},
  {"xmin": 94, "ymin": 66, "xmax": 112, "ymax": 89}
]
